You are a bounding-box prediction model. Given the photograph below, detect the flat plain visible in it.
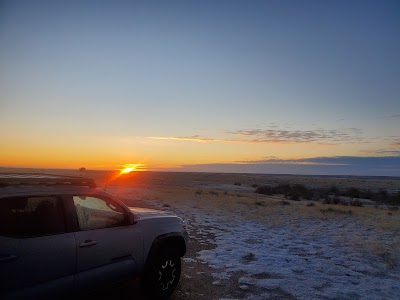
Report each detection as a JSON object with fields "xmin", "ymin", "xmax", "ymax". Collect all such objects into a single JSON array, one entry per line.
[
  {"xmin": 2, "ymin": 169, "xmax": 400, "ymax": 299},
  {"xmin": 95, "ymin": 171, "xmax": 400, "ymax": 299}
]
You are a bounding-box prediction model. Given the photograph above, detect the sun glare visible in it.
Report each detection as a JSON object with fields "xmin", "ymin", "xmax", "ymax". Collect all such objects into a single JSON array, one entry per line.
[
  {"xmin": 118, "ymin": 163, "xmax": 147, "ymax": 175},
  {"xmin": 121, "ymin": 167, "xmax": 135, "ymax": 174}
]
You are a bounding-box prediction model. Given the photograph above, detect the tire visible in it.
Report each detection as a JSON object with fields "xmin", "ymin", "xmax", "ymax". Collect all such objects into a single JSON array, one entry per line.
[{"xmin": 144, "ymin": 249, "xmax": 181, "ymax": 299}]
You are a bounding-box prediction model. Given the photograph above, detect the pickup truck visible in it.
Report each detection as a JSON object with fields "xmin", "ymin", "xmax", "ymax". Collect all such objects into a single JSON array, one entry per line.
[{"xmin": 0, "ymin": 173, "xmax": 189, "ymax": 299}]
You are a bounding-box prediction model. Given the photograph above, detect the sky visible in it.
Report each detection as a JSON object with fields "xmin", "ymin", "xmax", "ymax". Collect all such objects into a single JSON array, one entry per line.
[{"xmin": 1, "ymin": 0, "xmax": 399, "ymax": 176}]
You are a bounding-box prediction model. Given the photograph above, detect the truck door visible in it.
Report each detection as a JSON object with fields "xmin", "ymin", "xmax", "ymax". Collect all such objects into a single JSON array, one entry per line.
[
  {"xmin": 0, "ymin": 196, "xmax": 76, "ymax": 299},
  {"xmin": 70, "ymin": 195, "xmax": 143, "ymax": 292}
]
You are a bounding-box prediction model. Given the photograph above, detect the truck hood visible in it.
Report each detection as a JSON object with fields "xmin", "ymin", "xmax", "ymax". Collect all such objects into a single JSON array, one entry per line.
[{"xmin": 128, "ymin": 207, "xmax": 177, "ymax": 220}]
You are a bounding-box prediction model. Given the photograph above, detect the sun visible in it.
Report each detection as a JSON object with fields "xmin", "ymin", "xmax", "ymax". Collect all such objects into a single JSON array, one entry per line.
[
  {"xmin": 121, "ymin": 167, "xmax": 135, "ymax": 174},
  {"xmin": 118, "ymin": 163, "xmax": 147, "ymax": 175},
  {"xmin": 103, "ymin": 163, "xmax": 147, "ymax": 190}
]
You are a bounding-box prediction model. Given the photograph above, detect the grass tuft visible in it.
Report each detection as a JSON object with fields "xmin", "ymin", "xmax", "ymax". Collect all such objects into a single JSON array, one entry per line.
[
  {"xmin": 241, "ymin": 253, "xmax": 256, "ymax": 264},
  {"xmin": 209, "ymin": 190, "xmax": 219, "ymax": 196},
  {"xmin": 320, "ymin": 207, "xmax": 353, "ymax": 215}
]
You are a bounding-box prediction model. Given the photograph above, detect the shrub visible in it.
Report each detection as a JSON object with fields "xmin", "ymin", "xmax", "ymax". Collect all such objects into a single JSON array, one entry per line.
[
  {"xmin": 255, "ymin": 185, "xmax": 274, "ymax": 195},
  {"xmin": 329, "ymin": 185, "xmax": 340, "ymax": 196},
  {"xmin": 332, "ymin": 197, "xmax": 341, "ymax": 205},
  {"xmin": 312, "ymin": 191, "xmax": 323, "ymax": 202},
  {"xmin": 395, "ymin": 192, "xmax": 400, "ymax": 204},
  {"xmin": 323, "ymin": 196, "xmax": 332, "ymax": 204},
  {"xmin": 383, "ymin": 192, "xmax": 400, "ymax": 206},
  {"xmin": 255, "ymin": 183, "xmax": 314, "ymax": 200},
  {"xmin": 303, "ymin": 191, "xmax": 314, "ymax": 200},
  {"xmin": 209, "ymin": 190, "xmax": 219, "ymax": 196},
  {"xmin": 276, "ymin": 184, "xmax": 291, "ymax": 195},
  {"xmin": 380, "ymin": 252, "xmax": 397, "ymax": 269},
  {"xmin": 345, "ymin": 187, "xmax": 360, "ymax": 200},
  {"xmin": 284, "ymin": 184, "xmax": 313, "ymax": 200},
  {"xmin": 286, "ymin": 184, "xmax": 312, "ymax": 200},
  {"xmin": 320, "ymin": 208, "xmax": 353, "ymax": 215},
  {"xmin": 255, "ymin": 183, "xmax": 400, "ymax": 207},
  {"xmin": 350, "ymin": 199, "xmax": 363, "ymax": 207},
  {"xmin": 360, "ymin": 189, "xmax": 373, "ymax": 199},
  {"xmin": 379, "ymin": 188, "xmax": 388, "ymax": 197},
  {"xmin": 289, "ymin": 194, "xmax": 300, "ymax": 201},
  {"xmin": 242, "ymin": 253, "xmax": 256, "ymax": 263}
]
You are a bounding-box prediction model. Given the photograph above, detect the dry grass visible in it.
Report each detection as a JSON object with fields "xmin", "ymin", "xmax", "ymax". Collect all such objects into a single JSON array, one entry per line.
[{"xmin": 114, "ymin": 181, "xmax": 400, "ymax": 235}]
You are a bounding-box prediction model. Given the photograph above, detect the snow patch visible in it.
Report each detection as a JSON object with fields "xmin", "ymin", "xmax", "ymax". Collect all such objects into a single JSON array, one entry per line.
[{"xmin": 145, "ymin": 199, "xmax": 400, "ymax": 300}]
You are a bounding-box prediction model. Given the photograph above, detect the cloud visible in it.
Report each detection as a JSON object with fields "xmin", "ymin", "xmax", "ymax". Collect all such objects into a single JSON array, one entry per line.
[
  {"xmin": 391, "ymin": 140, "xmax": 400, "ymax": 147},
  {"xmin": 237, "ymin": 156, "xmax": 400, "ymax": 166},
  {"xmin": 150, "ymin": 127, "xmax": 365, "ymax": 145},
  {"xmin": 150, "ymin": 135, "xmax": 258, "ymax": 144},
  {"xmin": 229, "ymin": 128, "xmax": 364, "ymax": 144},
  {"xmin": 167, "ymin": 156, "xmax": 400, "ymax": 176},
  {"xmin": 234, "ymin": 157, "xmax": 350, "ymax": 165},
  {"xmin": 359, "ymin": 139, "xmax": 400, "ymax": 155},
  {"xmin": 149, "ymin": 135, "xmax": 223, "ymax": 143},
  {"xmin": 359, "ymin": 149, "xmax": 400, "ymax": 156},
  {"xmin": 383, "ymin": 114, "xmax": 400, "ymax": 119}
]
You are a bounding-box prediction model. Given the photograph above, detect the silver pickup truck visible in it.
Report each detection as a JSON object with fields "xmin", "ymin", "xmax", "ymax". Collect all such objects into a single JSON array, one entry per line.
[{"xmin": 0, "ymin": 174, "xmax": 189, "ymax": 299}]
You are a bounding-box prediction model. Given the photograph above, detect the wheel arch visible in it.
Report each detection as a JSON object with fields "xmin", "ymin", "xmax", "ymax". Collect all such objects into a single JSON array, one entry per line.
[{"xmin": 145, "ymin": 233, "xmax": 187, "ymax": 266}]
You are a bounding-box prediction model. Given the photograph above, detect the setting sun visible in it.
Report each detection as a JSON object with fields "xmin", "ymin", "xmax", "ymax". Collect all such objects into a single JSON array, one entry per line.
[
  {"xmin": 121, "ymin": 167, "xmax": 134, "ymax": 174},
  {"xmin": 118, "ymin": 163, "xmax": 147, "ymax": 175},
  {"xmin": 103, "ymin": 163, "xmax": 148, "ymax": 188}
]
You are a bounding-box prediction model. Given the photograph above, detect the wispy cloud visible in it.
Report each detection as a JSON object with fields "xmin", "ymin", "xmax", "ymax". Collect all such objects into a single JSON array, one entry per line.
[
  {"xmin": 149, "ymin": 135, "xmax": 224, "ymax": 143},
  {"xmin": 236, "ymin": 156, "xmax": 400, "ymax": 165},
  {"xmin": 391, "ymin": 139, "xmax": 400, "ymax": 147},
  {"xmin": 234, "ymin": 157, "xmax": 350, "ymax": 166},
  {"xmin": 229, "ymin": 128, "xmax": 364, "ymax": 144},
  {"xmin": 360, "ymin": 149, "xmax": 400, "ymax": 156},
  {"xmin": 360, "ymin": 138, "xmax": 400, "ymax": 156},
  {"xmin": 150, "ymin": 127, "xmax": 365, "ymax": 145},
  {"xmin": 385, "ymin": 114, "xmax": 400, "ymax": 118}
]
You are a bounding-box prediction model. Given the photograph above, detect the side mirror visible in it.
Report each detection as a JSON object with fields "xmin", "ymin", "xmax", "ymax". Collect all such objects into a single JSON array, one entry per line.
[{"xmin": 128, "ymin": 212, "xmax": 139, "ymax": 225}]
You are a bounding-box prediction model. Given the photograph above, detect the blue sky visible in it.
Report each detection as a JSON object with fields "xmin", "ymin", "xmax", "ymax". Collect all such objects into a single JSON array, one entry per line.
[{"xmin": 1, "ymin": 0, "xmax": 399, "ymax": 175}]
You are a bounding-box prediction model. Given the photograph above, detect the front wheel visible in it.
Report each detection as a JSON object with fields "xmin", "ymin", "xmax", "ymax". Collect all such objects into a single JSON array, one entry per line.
[{"xmin": 144, "ymin": 250, "xmax": 181, "ymax": 299}]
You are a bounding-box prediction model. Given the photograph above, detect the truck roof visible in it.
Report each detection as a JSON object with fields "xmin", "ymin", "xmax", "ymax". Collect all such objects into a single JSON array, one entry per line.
[
  {"xmin": 0, "ymin": 173, "xmax": 96, "ymax": 187},
  {"xmin": 0, "ymin": 173, "xmax": 111, "ymax": 199}
]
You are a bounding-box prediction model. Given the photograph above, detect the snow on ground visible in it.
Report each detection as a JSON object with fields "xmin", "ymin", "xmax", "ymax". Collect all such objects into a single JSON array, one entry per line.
[{"xmin": 146, "ymin": 200, "xmax": 400, "ymax": 300}]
